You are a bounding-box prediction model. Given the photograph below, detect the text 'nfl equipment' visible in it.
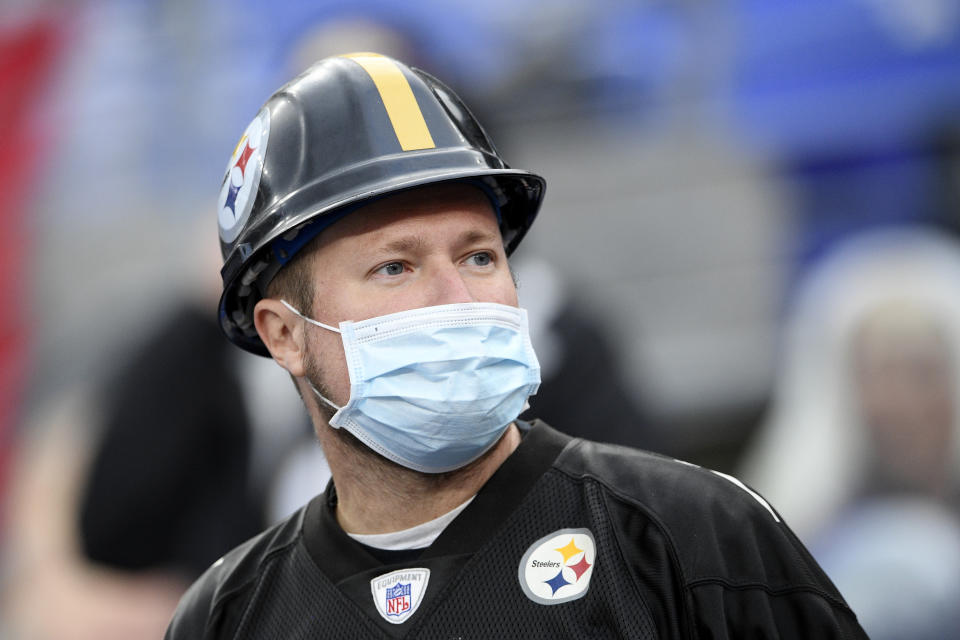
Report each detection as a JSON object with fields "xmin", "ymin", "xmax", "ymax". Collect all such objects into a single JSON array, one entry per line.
[{"xmin": 216, "ymin": 53, "xmax": 545, "ymax": 356}]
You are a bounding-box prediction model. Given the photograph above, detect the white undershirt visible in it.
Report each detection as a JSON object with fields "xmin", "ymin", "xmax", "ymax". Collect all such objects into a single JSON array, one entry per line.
[{"xmin": 346, "ymin": 496, "xmax": 475, "ymax": 550}]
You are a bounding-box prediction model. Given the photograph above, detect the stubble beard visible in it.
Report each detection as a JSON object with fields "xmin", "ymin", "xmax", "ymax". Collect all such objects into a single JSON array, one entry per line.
[{"xmin": 302, "ymin": 348, "xmax": 378, "ymax": 464}]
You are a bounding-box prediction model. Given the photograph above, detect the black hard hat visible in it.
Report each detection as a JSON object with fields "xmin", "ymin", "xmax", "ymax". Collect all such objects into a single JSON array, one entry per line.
[{"xmin": 217, "ymin": 53, "xmax": 546, "ymax": 356}]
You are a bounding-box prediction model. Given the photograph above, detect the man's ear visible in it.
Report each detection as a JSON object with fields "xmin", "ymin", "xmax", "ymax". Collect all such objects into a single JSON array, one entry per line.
[{"xmin": 254, "ymin": 298, "xmax": 307, "ymax": 377}]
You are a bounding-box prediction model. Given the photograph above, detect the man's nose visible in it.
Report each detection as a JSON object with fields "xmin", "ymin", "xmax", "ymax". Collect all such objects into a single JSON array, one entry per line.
[{"xmin": 426, "ymin": 262, "xmax": 476, "ymax": 306}]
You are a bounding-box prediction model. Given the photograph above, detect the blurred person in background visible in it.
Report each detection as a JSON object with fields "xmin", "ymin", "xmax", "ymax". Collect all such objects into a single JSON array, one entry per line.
[
  {"xmin": 2, "ymin": 386, "xmax": 190, "ymax": 639},
  {"xmin": 165, "ymin": 52, "xmax": 865, "ymax": 638},
  {"xmin": 740, "ymin": 226, "xmax": 960, "ymax": 640},
  {"xmin": 0, "ymin": 218, "xmax": 316, "ymax": 639}
]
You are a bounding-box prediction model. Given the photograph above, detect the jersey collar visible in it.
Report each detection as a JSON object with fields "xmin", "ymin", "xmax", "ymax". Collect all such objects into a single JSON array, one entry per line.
[{"xmin": 302, "ymin": 420, "xmax": 573, "ymax": 583}]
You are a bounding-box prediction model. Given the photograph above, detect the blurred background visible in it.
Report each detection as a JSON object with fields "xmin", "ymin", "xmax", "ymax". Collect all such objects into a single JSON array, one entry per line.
[{"xmin": 4, "ymin": 0, "xmax": 960, "ymax": 637}]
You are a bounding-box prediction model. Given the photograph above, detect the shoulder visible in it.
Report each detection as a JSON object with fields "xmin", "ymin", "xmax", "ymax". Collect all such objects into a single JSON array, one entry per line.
[
  {"xmin": 554, "ymin": 437, "xmax": 778, "ymax": 520},
  {"xmin": 553, "ymin": 438, "xmax": 833, "ymax": 591},
  {"xmin": 165, "ymin": 508, "xmax": 305, "ymax": 639},
  {"xmin": 533, "ymin": 428, "xmax": 866, "ymax": 636}
]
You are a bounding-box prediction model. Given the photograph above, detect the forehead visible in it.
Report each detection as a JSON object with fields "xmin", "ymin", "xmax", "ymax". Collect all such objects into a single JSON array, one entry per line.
[{"xmin": 316, "ymin": 182, "xmax": 500, "ymax": 247}]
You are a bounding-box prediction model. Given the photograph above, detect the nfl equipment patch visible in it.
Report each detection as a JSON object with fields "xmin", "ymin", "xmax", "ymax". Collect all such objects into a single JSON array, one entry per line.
[
  {"xmin": 518, "ymin": 528, "xmax": 596, "ymax": 605},
  {"xmin": 370, "ymin": 568, "xmax": 430, "ymax": 624}
]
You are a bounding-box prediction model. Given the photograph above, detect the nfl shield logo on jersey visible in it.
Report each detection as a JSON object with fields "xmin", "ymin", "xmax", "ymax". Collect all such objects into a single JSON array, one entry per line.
[
  {"xmin": 370, "ymin": 568, "xmax": 430, "ymax": 624},
  {"xmin": 386, "ymin": 582, "xmax": 412, "ymax": 616}
]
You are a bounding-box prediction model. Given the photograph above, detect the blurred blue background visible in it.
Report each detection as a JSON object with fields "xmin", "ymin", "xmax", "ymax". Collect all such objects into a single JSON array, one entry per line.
[{"xmin": 5, "ymin": 0, "xmax": 960, "ymax": 637}]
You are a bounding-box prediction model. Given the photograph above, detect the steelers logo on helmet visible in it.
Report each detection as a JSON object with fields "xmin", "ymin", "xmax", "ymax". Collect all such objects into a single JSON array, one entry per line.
[{"xmin": 218, "ymin": 108, "xmax": 270, "ymax": 243}]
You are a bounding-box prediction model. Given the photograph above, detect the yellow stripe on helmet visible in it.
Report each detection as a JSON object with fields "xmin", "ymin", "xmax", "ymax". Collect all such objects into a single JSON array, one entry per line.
[{"xmin": 343, "ymin": 53, "xmax": 436, "ymax": 151}]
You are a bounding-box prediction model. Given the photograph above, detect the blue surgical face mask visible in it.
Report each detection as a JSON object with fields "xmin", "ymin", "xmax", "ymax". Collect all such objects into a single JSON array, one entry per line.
[{"xmin": 282, "ymin": 300, "xmax": 541, "ymax": 473}]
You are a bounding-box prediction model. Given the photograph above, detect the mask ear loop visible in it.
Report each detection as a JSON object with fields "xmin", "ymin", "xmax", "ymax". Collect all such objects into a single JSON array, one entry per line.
[
  {"xmin": 280, "ymin": 299, "xmax": 341, "ymax": 333},
  {"xmin": 280, "ymin": 299, "xmax": 344, "ymax": 414}
]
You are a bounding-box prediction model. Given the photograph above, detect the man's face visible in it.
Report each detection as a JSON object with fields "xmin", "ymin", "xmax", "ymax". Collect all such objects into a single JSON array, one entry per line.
[{"xmin": 302, "ymin": 183, "xmax": 518, "ymax": 407}]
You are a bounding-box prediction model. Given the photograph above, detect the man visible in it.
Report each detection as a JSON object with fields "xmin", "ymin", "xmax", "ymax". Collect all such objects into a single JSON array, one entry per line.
[{"xmin": 166, "ymin": 53, "xmax": 866, "ymax": 638}]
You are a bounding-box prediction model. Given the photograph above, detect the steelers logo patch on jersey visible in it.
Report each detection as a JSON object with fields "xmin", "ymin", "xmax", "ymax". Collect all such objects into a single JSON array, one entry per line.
[
  {"xmin": 370, "ymin": 567, "xmax": 430, "ymax": 624},
  {"xmin": 518, "ymin": 528, "xmax": 596, "ymax": 605},
  {"xmin": 218, "ymin": 107, "xmax": 270, "ymax": 243}
]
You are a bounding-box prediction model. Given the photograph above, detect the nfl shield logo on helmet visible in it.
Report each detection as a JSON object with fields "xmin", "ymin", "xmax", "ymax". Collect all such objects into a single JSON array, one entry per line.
[{"xmin": 370, "ymin": 568, "xmax": 430, "ymax": 624}]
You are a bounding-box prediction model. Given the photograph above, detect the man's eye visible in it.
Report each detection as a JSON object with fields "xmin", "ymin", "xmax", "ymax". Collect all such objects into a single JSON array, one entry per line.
[
  {"xmin": 377, "ymin": 262, "xmax": 405, "ymax": 276},
  {"xmin": 467, "ymin": 252, "xmax": 493, "ymax": 266}
]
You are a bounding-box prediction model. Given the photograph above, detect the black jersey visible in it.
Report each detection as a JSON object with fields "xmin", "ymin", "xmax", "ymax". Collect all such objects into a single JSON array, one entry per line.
[{"xmin": 165, "ymin": 421, "xmax": 866, "ymax": 639}]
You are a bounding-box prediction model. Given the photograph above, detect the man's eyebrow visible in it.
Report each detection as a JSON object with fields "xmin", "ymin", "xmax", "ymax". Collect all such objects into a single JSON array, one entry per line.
[
  {"xmin": 374, "ymin": 235, "xmax": 426, "ymax": 255},
  {"xmin": 457, "ymin": 229, "xmax": 501, "ymax": 246},
  {"xmin": 371, "ymin": 229, "xmax": 501, "ymax": 255}
]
